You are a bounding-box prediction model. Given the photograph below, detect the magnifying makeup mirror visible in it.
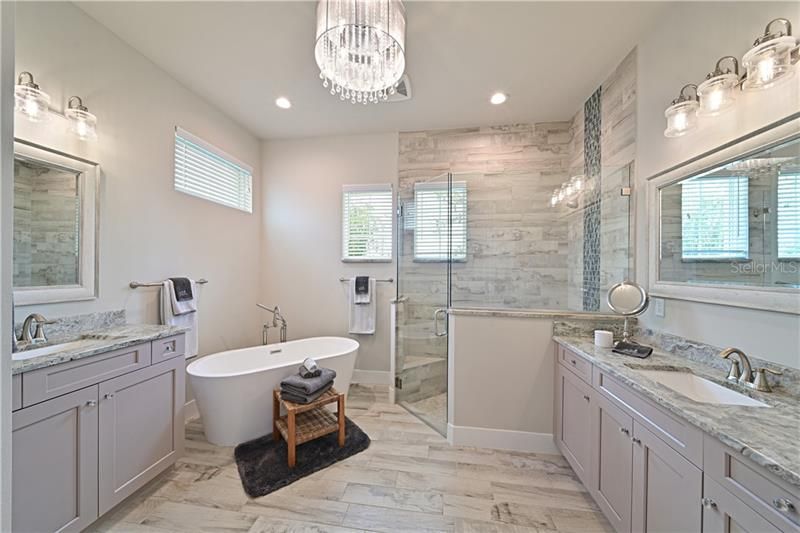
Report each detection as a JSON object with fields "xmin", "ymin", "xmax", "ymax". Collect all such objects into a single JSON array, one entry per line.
[{"xmin": 607, "ymin": 280, "xmax": 649, "ymax": 343}]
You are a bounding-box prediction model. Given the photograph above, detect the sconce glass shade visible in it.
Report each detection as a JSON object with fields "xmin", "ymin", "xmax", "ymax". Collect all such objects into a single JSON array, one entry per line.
[
  {"xmin": 664, "ymin": 100, "xmax": 699, "ymax": 138},
  {"xmin": 66, "ymin": 106, "xmax": 98, "ymax": 141},
  {"xmin": 742, "ymin": 35, "xmax": 796, "ymax": 90},
  {"xmin": 697, "ymin": 73, "xmax": 739, "ymax": 116},
  {"xmin": 14, "ymin": 75, "xmax": 50, "ymax": 123}
]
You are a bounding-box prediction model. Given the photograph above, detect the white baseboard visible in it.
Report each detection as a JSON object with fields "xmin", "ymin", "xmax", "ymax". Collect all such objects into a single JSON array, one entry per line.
[
  {"xmin": 352, "ymin": 369, "xmax": 391, "ymax": 385},
  {"xmin": 184, "ymin": 399, "xmax": 199, "ymax": 424},
  {"xmin": 447, "ymin": 423, "xmax": 559, "ymax": 455}
]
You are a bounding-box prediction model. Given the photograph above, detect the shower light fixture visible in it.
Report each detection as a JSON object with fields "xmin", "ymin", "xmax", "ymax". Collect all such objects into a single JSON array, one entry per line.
[
  {"xmin": 14, "ymin": 71, "xmax": 51, "ymax": 123},
  {"xmin": 697, "ymin": 56, "xmax": 740, "ymax": 116},
  {"xmin": 550, "ymin": 174, "xmax": 586, "ymax": 208},
  {"xmin": 742, "ymin": 18, "xmax": 798, "ymax": 91},
  {"xmin": 65, "ymin": 96, "xmax": 98, "ymax": 141},
  {"xmin": 490, "ymin": 92, "xmax": 508, "ymax": 105},
  {"xmin": 664, "ymin": 84, "xmax": 699, "ymax": 138}
]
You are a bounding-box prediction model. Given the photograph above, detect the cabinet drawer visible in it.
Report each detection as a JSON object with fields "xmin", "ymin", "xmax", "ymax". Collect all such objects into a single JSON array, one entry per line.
[
  {"xmin": 704, "ymin": 476, "xmax": 786, "ymax": 533},
  {"xmin": 559, "ymin": 345, "xmax": 592, "ymax": 384},
  {"xmin": 23, "ymin": 343, "xmax": 152, "ymax": 407},
  {"xmin": 704, "ymin": 436, "xmax": 800, "ymax": 530},
  {"xmin": 12, "ymin": 374, "xmax": 21, "ymax": 411},
  {"xmin": 593, "ymin": 368, "xmax": 703, "ymax": 467},
  {"xmin": 151, "ymin": 334, "xmax": 185, "ymax": 363}
]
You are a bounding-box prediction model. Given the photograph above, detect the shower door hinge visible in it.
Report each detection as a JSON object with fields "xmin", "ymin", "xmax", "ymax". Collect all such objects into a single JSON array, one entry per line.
[
  {"xmin": 395, "ymin": 376, "xmax": 403, "ymax": 390},
  {"xmin": 620, "ymin": 186, "xmax": 632, "ymax": 197}
]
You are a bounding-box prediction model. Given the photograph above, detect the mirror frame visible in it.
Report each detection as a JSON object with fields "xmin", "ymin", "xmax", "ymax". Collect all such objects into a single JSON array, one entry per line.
[
  {"xmin": 13, "ymin": 140, "xmax": 99, "ymax": 306},
  {"xmin": 646, "ymin": 116, "xmax": 800, "ymax": 315}
]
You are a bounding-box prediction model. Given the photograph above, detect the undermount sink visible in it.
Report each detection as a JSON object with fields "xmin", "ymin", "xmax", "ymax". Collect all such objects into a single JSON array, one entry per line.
[
  {"xmin": 12, "ymin": 338, "xmax": 106, "ymax": 361},
  {"xmin": 636, "ymin": 370, "xmax": 769, "ymax": 408}
]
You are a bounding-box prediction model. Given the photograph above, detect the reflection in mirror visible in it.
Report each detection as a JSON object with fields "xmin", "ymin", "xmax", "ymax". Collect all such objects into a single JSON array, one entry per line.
[
  {"xmin": 658, "ymin": 136, "xmax": 800, "ymax": 289},
  {"xmin": 13, "ymin": 157, "xmax": 81, "ymax": 287}
]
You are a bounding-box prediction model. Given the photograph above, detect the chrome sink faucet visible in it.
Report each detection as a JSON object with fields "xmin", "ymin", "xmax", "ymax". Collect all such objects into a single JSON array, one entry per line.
[
  {"xmin": 719, "ymin": 347, "xmax": 782, "ymax": 392},
  {"xmin": 16, "ymin": 313, "xmax": 54, "ymax": 350},
  {"xmin": 256, "ymin": 304, "xmax": 287, "ymax": 344}
]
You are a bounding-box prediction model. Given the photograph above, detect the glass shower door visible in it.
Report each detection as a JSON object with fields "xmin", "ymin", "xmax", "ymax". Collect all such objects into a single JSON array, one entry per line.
[{"xmin": 395, "ymin": 173, "xmax": 451, "ymax": 435}]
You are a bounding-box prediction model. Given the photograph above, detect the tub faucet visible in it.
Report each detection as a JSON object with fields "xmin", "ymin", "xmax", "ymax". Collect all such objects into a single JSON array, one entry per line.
[{"xmin": 257, "ymin": 304, "xmax": 287, "ymax": 344}]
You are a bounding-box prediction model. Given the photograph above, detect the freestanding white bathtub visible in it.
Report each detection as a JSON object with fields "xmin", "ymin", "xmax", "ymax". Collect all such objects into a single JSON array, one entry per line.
[{"xmin": 187, "ymin": 337, "xmax": 359, "ymax": 446}]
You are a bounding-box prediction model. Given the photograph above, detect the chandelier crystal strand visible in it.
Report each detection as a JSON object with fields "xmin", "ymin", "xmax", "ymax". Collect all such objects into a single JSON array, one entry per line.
[{"xmin": 315, "ymin": 0, "xmax": 406, "ymax": 104}]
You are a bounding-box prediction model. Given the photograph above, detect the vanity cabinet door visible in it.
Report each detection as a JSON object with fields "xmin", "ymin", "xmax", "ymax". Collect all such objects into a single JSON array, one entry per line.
[
  {"xmin": 98, "ymin": 357, "xmax": 185, "ymax": 514},
  {"xmin": 12, "ymin": 386, "xmax": 99, "ymax": 533},
  {"xmin": 556, "ymin": 362, "xmax": 593, "ymax": 484},
  {"xmin": 632, "ymin": 422, "xmax": 702, "ymax": 533},
  {"xmin": 591, "ymin": 392, "xmax": 634, "ymax": 533}
]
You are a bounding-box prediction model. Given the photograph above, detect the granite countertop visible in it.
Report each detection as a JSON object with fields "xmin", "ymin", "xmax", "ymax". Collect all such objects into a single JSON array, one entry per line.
[
  {"xmin": 553, "ymin": 336, "xmax": 800, "ymax": 488},
  {"xmin": 449, "ymin": 307, "xmax": 623, "ymax": 320},
  {"xmin": 12, "ymin": 324, "xmax": 189, "ymax": 375}
]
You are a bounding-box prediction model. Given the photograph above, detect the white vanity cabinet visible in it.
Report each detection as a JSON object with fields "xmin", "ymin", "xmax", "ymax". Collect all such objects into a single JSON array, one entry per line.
[
  {"xmin": 12, "ymin": 334, "xmax": 186, "ymax": 533},
  {"xmin": 553, "ymin": 341, "xmax": 798, "ymax": 533}
]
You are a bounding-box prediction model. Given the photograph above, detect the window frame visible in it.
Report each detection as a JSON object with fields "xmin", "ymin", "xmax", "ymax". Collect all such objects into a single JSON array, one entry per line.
[
  {"xmin": 412, "ymin": 181, "xmax": 468, "ymax": 263},
  {"xmin": 777, "ymin": 172, "xmax": 800, "ymax": 261},
  {"xmin": 679, "ymin": 174, "xmax": 750, "ymax": 262},
  {"xmin": 341, "ymin": 183, "xmax": 394, "ymax": 263},
  {"xmin": 174, "ymin": 126, "xmax": 253, "ymax": 214}
]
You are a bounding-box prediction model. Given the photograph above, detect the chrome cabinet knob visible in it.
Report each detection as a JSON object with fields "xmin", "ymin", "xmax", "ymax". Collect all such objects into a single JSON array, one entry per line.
[
  {"xmin": 701, "ymin": 498, "xmax": 717, "ymax": 509},
  {"xmin": 86, "ymin": 400, "xmax": 97, "ymax": 407},
  {"xmin": 619, "ymin": 427, "xmax": 630, "ymax": 436},
  {"xmin": 164, "ymin": 345, "xmax": 174, "ymax": 352},
  {"xmin": 773, "ymin": 498, "xmax": 796, "ymax": 513},
  {"xmin": 632, "ymin": 437, "xmax": 641, "ymax": 445},
  {"xmin": 583, "ymin": 395, "xmax": 590, "ymax": 402},
  {"xmin": 104, "ymin": 393, "xmax": 115, "ymax": 400}
]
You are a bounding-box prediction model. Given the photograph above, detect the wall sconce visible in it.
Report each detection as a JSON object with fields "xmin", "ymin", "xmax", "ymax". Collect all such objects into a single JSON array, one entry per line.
[
  {"xmin": 697, "ymin": 56, "xmax": 739, "ymax": 116},
  {"xmin": 664, "ymin": 84, "xmax": 699, "ymax": 138},
  {"xmin": 14, "ymin": 71, "xmax": 50, "ymax": 123},
  {"xmin": 742, "ymin": 18, "xmax": 798, "ymax": 90},
  {"xmin": 65, "ymin": 96, "xmax": 98, "ymax": 141}
]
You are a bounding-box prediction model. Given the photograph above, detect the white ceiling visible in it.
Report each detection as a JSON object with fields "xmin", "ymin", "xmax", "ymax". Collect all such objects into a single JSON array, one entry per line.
[{"xmin": 77, "ymin": 1, "xmax": 668, "ymax": 140}]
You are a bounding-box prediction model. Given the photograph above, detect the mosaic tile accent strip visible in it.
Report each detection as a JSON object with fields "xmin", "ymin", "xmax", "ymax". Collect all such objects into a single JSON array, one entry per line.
[{"xmin": 582, "ymin": 88, "xmax": 602, "ymax": 311}]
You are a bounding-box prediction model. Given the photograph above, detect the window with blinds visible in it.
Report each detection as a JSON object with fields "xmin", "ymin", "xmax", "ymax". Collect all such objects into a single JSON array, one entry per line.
[
  {"xmin": 174, "ymin": 127, "xmax": 253, "ymax": 213},
  {"xmin": 778, "ymin": 173, "xmax": 799, "ymax": 259},
  {"xmin": 681, "ymin": 175, "xmax": 749, "ymax": 260},
  {"xmin": 341, "ymin": 184, "xmax": 393, "ymax": 262},
  {"xmin": 413, "ymin": 181, "xmax": 467, "ymax": 261}
]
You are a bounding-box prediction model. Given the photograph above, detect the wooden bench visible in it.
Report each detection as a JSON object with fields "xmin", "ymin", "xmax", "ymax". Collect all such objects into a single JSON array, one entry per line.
[{"xmin": 272, "ymin": 388, "xmax": 345, "ymax": 468}]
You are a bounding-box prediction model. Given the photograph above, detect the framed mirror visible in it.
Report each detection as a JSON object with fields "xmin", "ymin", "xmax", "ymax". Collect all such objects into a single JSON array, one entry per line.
[
  {"xmin": 13, "ymin": 140, "xmax": 99, "ymax": 305},
  {"xmin": 648, "ymin": 118, "xmax": 800, "ymax": 314}
]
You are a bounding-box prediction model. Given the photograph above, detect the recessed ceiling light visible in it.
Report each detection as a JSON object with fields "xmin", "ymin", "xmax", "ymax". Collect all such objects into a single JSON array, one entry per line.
[
  {"xmin": 490, "ymin": 92, "xmax": 508, "ymax": 105},
  {"xmin": 275, "ymin": 97, "xmax": 292, "ymax": 109}
]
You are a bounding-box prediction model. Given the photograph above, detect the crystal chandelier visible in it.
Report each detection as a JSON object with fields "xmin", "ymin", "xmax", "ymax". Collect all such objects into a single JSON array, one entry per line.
[{"xmin": 315, "ymin": 0, "xmax": 406, "ymax": 104}]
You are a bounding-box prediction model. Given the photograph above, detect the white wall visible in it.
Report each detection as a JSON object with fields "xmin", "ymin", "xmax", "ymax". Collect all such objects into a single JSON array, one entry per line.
[
  {"xmin": 261, "ymin": 133, "xmax": 398, "ymax": 377},
  {"xmin": 635, "ymin": 2, "xmax": 800, "ymax": 368},
  {"xmin": 14, "ymin": 2, "xmax": 263, "ymax": 358},
  {"xmin": 448, "ymin": 315, "xmax": 558, "ymax": 453},
  {"xmin": 0, "ymin": 2, "xmax": 15, "ymax": 528}
]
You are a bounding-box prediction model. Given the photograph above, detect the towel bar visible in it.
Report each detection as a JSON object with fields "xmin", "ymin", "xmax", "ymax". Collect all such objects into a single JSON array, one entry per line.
[
  {"xmin": 129, "ymin": 278, "xmax": 209, "ymax": 289},
  {"xmin": 338, "ymin": 277, "xmax": 394, "ymax": 283}
]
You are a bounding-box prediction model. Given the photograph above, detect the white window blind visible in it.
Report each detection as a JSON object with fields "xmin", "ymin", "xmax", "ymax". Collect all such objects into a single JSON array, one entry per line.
[
  {"xmin": 778, "ymin": 173, "xmax": 800, "ymax": 259},
  {"xmin": 174, "ymin": 127, "xmax": 253, "ymax": 213},
  {"xmin": 681, "ymin": 175, "xmax": 749, "ymax": 260},
  {"xmin": 413, "ymin": 181, "xmax": 467, "ymax": 261},
  {"xmin": 342, "ymin": 184, "xmax": 393, "ymax": 261}
]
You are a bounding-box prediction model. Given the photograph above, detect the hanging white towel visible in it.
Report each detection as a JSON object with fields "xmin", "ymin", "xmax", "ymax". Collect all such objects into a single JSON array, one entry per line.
[
  {"xmin": 160, "ymin": 279, "xmax": 199, "ymax": 358},
  {"xmin": 348, "ymin": 278, "xmax": 376, "ymax": 334}
]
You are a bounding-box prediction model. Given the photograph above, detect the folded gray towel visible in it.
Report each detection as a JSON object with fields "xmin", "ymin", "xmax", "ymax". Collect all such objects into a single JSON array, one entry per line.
[
  {"xmin": 281, "ymin": 368, "xmax": 336, "ymax": 394},
  {"xmin": 281, "ymin": 382, "xmax": 333, "ymax": 404}
]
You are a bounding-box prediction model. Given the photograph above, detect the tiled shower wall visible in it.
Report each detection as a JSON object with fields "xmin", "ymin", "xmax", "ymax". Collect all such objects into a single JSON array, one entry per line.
[{"xmin": 394, "ymin": 48, "xmax": 637, "ymax": 364}]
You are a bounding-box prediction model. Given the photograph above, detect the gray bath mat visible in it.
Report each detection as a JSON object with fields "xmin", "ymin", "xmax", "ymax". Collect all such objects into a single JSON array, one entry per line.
[{"xmin": 234, "ymin": 417, "xmax": 370, "ymax": 498}]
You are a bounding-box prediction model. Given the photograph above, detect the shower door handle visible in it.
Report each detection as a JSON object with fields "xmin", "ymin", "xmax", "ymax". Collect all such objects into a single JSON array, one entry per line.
[{"xmin": 433, "ymin": 308, "xmax": 448, "ymax": 337}]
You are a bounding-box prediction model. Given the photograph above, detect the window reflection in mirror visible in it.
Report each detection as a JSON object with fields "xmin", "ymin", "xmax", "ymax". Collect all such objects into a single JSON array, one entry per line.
[
  {"xmin": 13, "ymin": 156, "xmax": 82, "ymax": 288},
  {"xmin": 659, "ymin": 137, "xmax": 800, "ymax": 289}
]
